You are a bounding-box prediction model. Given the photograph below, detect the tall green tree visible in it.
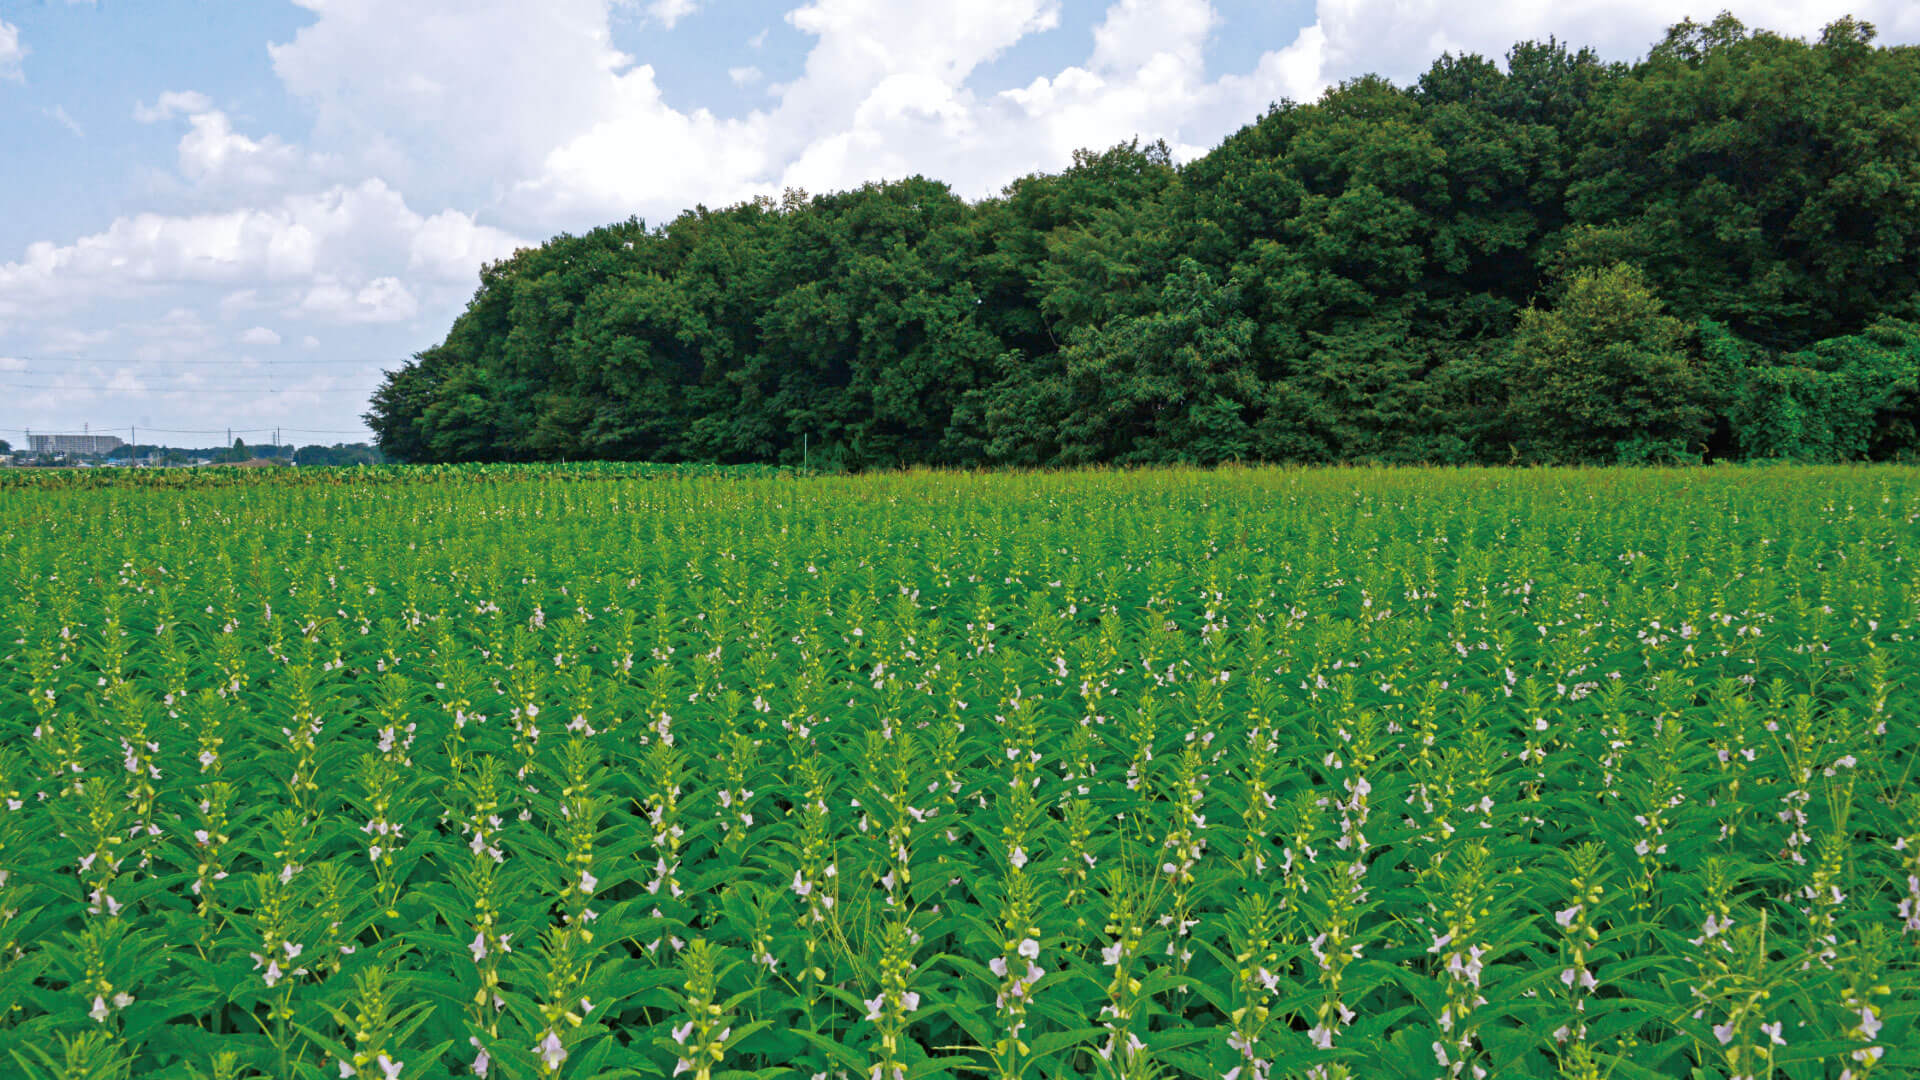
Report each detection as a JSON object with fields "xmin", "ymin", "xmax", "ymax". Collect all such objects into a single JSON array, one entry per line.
[{"xmin": 1566, "ymin": 16, "xmax": 1920, "ymax": 347}]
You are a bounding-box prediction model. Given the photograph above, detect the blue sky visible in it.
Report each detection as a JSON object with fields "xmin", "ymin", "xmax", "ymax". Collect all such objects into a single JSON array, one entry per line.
[{"xmin": 2, "ymin": 0, "xmax": 1915, "ymax": 446}]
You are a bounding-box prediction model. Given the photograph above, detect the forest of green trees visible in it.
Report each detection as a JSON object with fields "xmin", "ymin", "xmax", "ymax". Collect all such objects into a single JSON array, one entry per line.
[{"xmin": 366, "ymin": 16, "xmax": 1920, "ymax": 467}]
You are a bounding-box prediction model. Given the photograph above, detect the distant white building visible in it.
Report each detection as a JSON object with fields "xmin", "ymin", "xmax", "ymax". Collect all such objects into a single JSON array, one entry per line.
[{"xmin": 29, "ymin": 433, "xmax": 125, "ymax": 455}]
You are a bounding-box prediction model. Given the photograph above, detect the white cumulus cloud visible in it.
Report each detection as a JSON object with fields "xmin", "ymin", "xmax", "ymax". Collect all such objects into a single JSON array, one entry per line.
[
  {"xmin": 177, "ymin": 111, "xmax": 318, "ymax": 190},
  {"xmin": 513, "ymin": 67, "xmax": 769, "ymax": 222},
  {"xmin": 0, "ymin": 178, "xmax": 521, "ymax": 324},
  {"xmin": 269, "ymin": 0, "xmax": 653, "ymax": 207},
  {"xmin": 647, "ymin": 0, "xmax": 701, "ymax": 28},
  {"xmin": 298, "ymin": 276, "xmax": 419, "ymax": 324},
  {"xmin": 43, "ymin": 105, "xmax": 84, "ymax": 137},
  {"xmin": 0, "ymin": 20, "xmax": 24, "ymax": 82},
  {"xmin": 408, "ymin": 209, "xmax": 525, "ymax": 280},
  {"xmin": 240, "ymin": 326, "xmax": 281, "ymax": 346},
  {"xmin": 1298, "ymin": 0, "xmax": 1920, "ymax": 89},
  {"xmin": 772, "ymin": 0, "xmax": 1311, "ymax": 199},
  {"xmin": 133, "ymin": 90, "xmax": 213, "ymax": 123}
]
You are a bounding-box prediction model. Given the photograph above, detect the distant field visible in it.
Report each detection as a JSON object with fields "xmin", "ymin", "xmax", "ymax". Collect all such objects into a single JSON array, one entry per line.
[{"xmin": 0, "ymin": 465, "xmax": 1913, "ymax": 1079}]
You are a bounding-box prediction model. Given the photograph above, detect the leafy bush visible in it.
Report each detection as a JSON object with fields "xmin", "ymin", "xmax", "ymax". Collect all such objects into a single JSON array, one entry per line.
[
  {"xmin": 1726, "ymin": 318, "xmax": 1920, "ymax": 461},
  {"xmin": 1506, "ymin": 263, "xmax": 1722, "ymax": 462}
]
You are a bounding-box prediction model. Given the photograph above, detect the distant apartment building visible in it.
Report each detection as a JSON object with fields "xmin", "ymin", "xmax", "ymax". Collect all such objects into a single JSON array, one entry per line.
[{"xmin": 29, "ymin": 433, "xmax": 125, "ymax": 455}]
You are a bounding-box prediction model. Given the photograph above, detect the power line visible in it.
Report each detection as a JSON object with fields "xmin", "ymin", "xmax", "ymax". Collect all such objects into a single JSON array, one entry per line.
[
  {"xmin": 0, "ymin": 427, "xmax": 374, "ymax": 437},
  {"xmin": 3, "ymin": 357, "xmax": 393, "ymax": 367},
  {"xmin": 0, "ymin": 383, "xmax": 381, "ymax": 393},
  {"xmin": 1, "ymin": 427, "xmax": 265, "ymax": 436},
  {"xmin": 2, "ymin": 357, "xmax": 408, "ymax": 368}
]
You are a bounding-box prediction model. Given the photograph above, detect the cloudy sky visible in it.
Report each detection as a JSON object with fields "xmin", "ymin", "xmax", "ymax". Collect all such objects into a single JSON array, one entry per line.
[{"xmin": 2, "ymin": 1, "xmax": 1915, "ymax": 446}]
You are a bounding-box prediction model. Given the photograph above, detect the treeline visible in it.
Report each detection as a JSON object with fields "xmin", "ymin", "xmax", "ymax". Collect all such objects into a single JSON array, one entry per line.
[
  {"xmin": 367, "ymin": 16, "xmax": 1920, "ymax": 467},
  {"xmin": 90, "ymin": 442, "xmax": 387, "ymax": 467},
  {"xmin": 287, "ymin": 443, "xmax": 388, "ymax": 467}
]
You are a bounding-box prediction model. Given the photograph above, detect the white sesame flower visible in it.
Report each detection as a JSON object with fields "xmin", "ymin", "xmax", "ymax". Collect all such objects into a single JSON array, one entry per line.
[{"xmin": 537, "ymin": 1030, "xmax": 567, "ymax": 1070}]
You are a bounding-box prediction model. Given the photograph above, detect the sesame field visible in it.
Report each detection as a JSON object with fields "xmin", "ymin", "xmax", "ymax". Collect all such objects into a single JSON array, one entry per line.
[{"xmin": 0, "ymin": 464, "xmax": 1915, "ymax": 1080}]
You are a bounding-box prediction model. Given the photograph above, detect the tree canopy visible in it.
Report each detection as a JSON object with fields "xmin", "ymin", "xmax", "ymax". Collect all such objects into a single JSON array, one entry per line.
[{"xmin": 368, "ymin": 17, "xmax": 1920, "ymax": 467}]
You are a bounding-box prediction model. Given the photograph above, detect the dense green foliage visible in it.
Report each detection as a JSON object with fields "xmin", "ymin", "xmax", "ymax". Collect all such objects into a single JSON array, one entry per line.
[
  {"xmin": 1, "ymin": 465, "xmax": 1916, "ymax": 1078},
  {"xmin": 367, "ymin": 16, "xmax": 1920, "ymax": 468},
  {"xmin": 290, "ymin": 444, "xmax": 389, "ymax": 468}
]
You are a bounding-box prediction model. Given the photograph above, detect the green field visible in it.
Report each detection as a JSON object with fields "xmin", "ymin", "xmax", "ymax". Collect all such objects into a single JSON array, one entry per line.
[{"xmin": 0, "ymin": 465, "xmax": 1914, "ymax": 1079}]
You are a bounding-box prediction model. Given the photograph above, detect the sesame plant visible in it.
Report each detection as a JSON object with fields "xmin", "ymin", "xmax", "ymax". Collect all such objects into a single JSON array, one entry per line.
[{"xmin": 0, "ymin": 463, "xmax": 1914, "ymax": 1078}]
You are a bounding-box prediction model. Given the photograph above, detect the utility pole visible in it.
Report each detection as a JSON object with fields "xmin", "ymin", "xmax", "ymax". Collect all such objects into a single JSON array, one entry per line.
[{"xmin": 130, "ymin": 425, "xmax": 135, "ymax": 467}]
